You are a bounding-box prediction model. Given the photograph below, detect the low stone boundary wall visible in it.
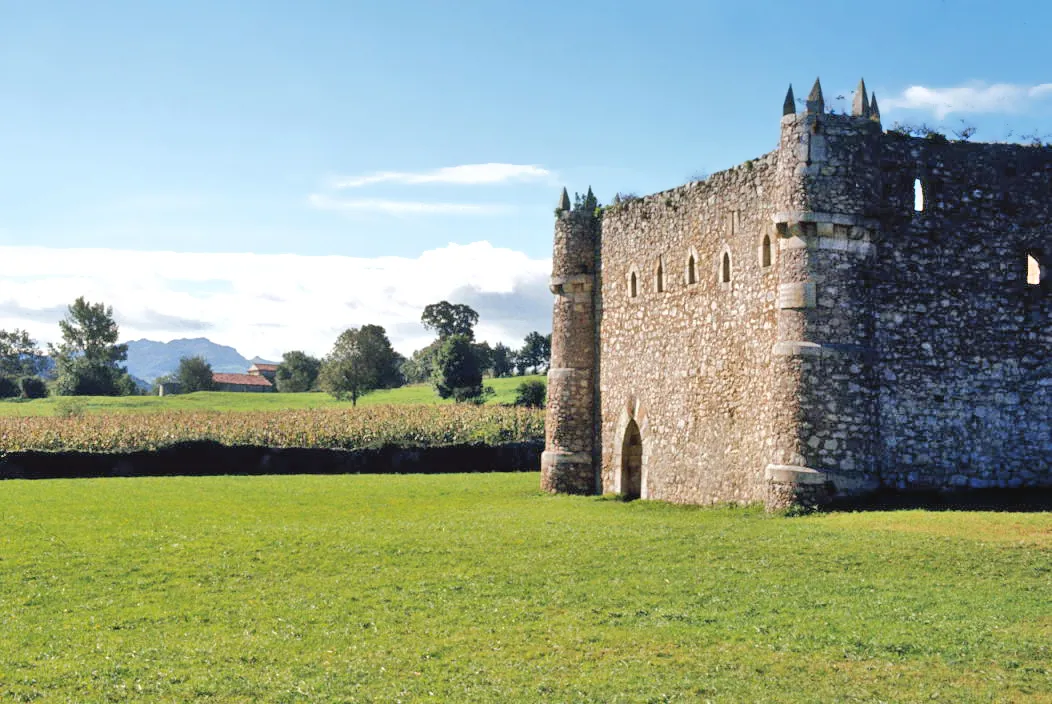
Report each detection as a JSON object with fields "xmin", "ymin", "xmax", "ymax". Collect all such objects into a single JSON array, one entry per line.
[{"xmin": 0, "ymin": 440, "xmax": 544, "ymax": 481}]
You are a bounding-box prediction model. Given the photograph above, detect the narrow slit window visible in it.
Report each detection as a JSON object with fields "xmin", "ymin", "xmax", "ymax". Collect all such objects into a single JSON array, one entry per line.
[
  {"xmin": 914, "ymin": 178, "xmax": 924, "ymax": 212},
  {"xmin": 721, "ymin": 252, "xmax": 731, "ymax": 283},
  {"xmin": 761, "ymin": 235, "xmax": 772, "ymax": 268},
  {"xmin": 656, "ymin": 262, "xmax": 664, "ymax": 292},
  {"xmin": 630, "ymin": 272, "xmax": 638, "ymax": 298},
  {"xmin": 688, "ymin": 255, "xmax": 697, "ymax": 284},
  {"xmin": 1028, "ymin": 253, "xmax": 1042, "ymax": 285}
]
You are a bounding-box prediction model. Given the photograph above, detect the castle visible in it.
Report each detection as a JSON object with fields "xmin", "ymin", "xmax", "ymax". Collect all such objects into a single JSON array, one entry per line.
[{"xmin": 541, "ymin": 78, "xmax": 1051, "ymax": 509}]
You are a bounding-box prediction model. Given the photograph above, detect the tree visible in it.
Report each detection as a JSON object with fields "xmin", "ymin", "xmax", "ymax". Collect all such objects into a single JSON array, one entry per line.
[
  {"xmin": 0, "ymin": 329, "xmax": 43, "ymax": 378},
  {"xmin": 514, "ymin": 379, "xmax": 547, "ymax": 408},
  {"xmin": 421, "ymin": 301, "xmax": 479, "ymax": 340},
  {"xmin": 19, "ymin": 376, "xmax": 48, "ymax": 399},
  {"xmin": 490, "ymin": 342, "xmax": 514, "ymax": 378},
  {"xmin": 177, "ymin": 356, "xmax": 216, "ymax": 393},
  {"xmin": 320, "ymin": 325, "xmax": 400, "ymax": 405},
  {"xmin": 432, "ymin": 334, "xmax": 484, "ymax": 403},
  {"xmin": 50, "ymin": 297, "xmax": 131, "ymax": 396},
  {"xmin": 275, "ymin": 351, "xmax": 321, "ymax": 392},
  {"xmin": 517, "ymin": 332, "xmax": 552, "ymax": 374}
]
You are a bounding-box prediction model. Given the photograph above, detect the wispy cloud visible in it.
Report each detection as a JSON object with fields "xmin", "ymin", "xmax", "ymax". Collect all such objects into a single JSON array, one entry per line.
[
  {"xmin": 334, "ymin": 163, "xmax": 551, "ymax": 189},
  {"xmin": 307, "ymin": 194, "xmax": 508, "ymax": 215},
  {"xmin": 885, "ymin": 81, "xmax": 1052, "ymax": 119}
]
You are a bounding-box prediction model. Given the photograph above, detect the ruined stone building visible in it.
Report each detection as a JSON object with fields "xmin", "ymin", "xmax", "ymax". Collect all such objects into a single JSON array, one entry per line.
[{"xmin": 540, "ymin": 78, "xmax": 1051, "ymax": 509}]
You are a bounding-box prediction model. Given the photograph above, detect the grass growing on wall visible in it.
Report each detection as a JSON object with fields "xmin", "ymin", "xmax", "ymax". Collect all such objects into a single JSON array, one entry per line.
[
  {"xmin": 0, "ymin": 375, "xmax": 545, "ymax": 417},
  {"xmin": 1, "ymin": 473, "xmax": 1049, "ymax": 702}
]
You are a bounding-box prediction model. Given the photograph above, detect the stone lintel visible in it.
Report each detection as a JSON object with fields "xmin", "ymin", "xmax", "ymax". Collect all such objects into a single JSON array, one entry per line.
[
  {"xmin": 780, "ymin": 236, "xmax": 875, "ymax": 257},
  {"xmin": 772, "ymin": 211, "xmax": 881, "ymax": 230},
  {"xmin": 542, "ymin": 450, "xmax": 592, "ymax": 466},
  {"xmin": 772, "ymin": 341, "xmax": 871, "ymax": 358},
  {"xmin": 549, "ymin": 274, "xmax": 594, "ymax": 295},
  {"xmin": 777, "ymin": 282, "xmax": 817, "ymax": 309},
  {"xmin": 765, "ymin": 464, "xmax": 827, "ymax": 485},
  {"xmin": 547, "ymin": 367, "xmax": 588, "ymax": 381}
]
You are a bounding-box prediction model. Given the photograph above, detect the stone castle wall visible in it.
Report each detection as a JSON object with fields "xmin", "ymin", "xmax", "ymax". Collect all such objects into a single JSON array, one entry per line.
[
  {"xmin": 596, "ymin": 154, "xmax": 783, "ymax": 504},
  {"xmin": 544, "ymin": 79, "xmax": 1051, "ymax": 508},
  {"xmin": 873, "ymin": 137, "xmax": 1052, "ymax": 490}
]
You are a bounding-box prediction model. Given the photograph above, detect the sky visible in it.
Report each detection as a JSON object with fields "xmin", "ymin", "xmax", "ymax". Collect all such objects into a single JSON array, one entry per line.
[{"xmin": 1, "ymin": 0, "xmax": 1050, "ymax": 360}]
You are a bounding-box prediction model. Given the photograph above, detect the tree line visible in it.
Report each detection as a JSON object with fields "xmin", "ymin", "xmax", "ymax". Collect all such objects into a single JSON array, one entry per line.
[
  {"xmin": 0, "ymin": 297, "xmax": 135, "ymax": 400},
  {"xmin": 1, "ymin": 296, "xmax": 550, "ymax": 406},
  {"xmin": 244, "ymin": 300, "xmax": 551, "ymax": 406}
]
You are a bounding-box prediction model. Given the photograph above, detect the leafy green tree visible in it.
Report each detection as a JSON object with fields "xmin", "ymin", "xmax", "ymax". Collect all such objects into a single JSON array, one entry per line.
[
  {"xmin": 0, "ymin": 376, "xmax": 18, "ymax": 399},
  {"xmin": 432, "ymin": 334, "xmax": 484, "ymax": 403},
  {"xmin": 275, "ymin": 351, "xmax": 321, "ymax": 392},
  {"xmin": 403, "ymin": 340, "xmax": 442, "ymax": 384},
  {"xmin": 320, "ymin": 325, "xmax": 400, "ymax": 406},
  {"xmin": 517, "ymin": 331, "xmax": 552, "ymax": 374},
  {"xmin": 490, "ymin": 342, "xmax": 514, "ymax": 378},
  {"xmin": 50, "ymin": 297, "xmax": 131, "ymax": 396},
  {"xmin": 514, "ymin": 379, "xmax": 547, "ymax": 408},
  {"xmin": 0, "ymin": 329, "xmax": 43, "ymax": 378},
  {"xmin": 177, "ymin": 355, "xmax": 216, "ymax": 393},
  {"xmin": 19, "ymin": 376, "xmax": 48, "ymax": 399},
  {"xmin": 421, "ymin": 301, "xmax": 479, "ymax": 340}
]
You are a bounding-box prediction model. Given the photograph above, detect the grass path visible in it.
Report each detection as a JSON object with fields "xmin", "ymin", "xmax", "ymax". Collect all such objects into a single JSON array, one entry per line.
[
  {"xmin": 0, "ymin": 375, "xmax": 545, "ymax": 417},
  {"xmin": 1, "ymin": 473, "xmax": 1049, "ymax": 702}
]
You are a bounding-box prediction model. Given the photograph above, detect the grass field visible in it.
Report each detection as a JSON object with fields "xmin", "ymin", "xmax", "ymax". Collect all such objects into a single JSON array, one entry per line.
[
  {"xmin": 0, "ymin": 375, "xmax": 545, "ymax": 417},
  {"xmin": 1, "ymin": 473, "xmax": 1049, "ymax": 702}
]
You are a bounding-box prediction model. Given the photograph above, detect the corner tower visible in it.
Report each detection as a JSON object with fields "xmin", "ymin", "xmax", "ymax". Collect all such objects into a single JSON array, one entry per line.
[
  {"xmin": 541, "ymin": 189, "xmax": 599, "ymax": 494},
  {"xmin": 766, "ymin": 78, "xmax": 884, "ymax": 508}
]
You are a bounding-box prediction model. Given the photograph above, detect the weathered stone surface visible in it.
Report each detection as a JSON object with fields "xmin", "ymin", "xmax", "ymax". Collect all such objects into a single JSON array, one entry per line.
[{"xmin": 543, "ymin": 80, "xmax": 1052, "ymax": 510}]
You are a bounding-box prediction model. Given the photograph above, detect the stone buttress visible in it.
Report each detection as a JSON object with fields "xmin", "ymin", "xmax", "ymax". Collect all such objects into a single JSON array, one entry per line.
[
  {"xmin": 541, "ymin": 191, "xmax": 599, "ymax": 494},
  {"xmin": 766, "ymin": 79, "xmax": 884, "ymax": 508}
]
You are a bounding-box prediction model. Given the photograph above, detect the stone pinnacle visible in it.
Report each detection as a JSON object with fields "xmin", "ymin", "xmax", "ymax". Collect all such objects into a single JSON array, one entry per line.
[
  {"xmin": 558, "ymin": 187, "xmax": 571, "ymax": 212},
  {"xmin": 806, "ymin": 77, "xmax": 824, "ymax": 114},
  {"xmin": 783, "ymin": 84, "xmax": 796, "ymax": 116},
  {"xmin": 852, "ymin": 78, "xmax": 870, "ymax": 117}
]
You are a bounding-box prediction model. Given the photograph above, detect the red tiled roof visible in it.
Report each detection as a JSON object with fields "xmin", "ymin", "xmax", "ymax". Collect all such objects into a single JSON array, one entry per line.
[
  {"xmin": 213, "ymin": 373, "xmax": 273, "ymax": 387},
  {"xmin": 250, "ymin": 363, "xmax": 278, "ymax": 372}
]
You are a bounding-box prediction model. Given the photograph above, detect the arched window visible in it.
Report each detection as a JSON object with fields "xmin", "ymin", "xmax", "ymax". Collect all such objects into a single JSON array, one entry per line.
[
  {"xmin": 721, "ymin": 252, "xmax": 731, "ymax": 283},
  {"xmin": 761, "ymin": 234, "xmax": 772, "ymax": 268},
  {"xmin": 914, "ymin": 178, "xmax": 924, "ymax": 212},
  {"xmin": 687, "ymin": 255, "xmax": 697, "ymax": 284},
  {"xmin": 656, "ymin": 260, "xmax": 664, "ymax": 292},
  {"xmin": 630, "ymin": 272, "xmax": 638, "ymax": 298},
  {"xmin": 1028, "ymin": 253, "xmax": 1042, "ymax": 286}
]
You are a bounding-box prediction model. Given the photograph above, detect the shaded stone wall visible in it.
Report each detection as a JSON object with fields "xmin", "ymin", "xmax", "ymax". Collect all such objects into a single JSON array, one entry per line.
[
  {"xmin": 596, "ymin": 155, "xmax": 782, "ymax": 504},
  {"xmin": 873, "ymin": 137, "xmax": 1052, "ymax": 490}
]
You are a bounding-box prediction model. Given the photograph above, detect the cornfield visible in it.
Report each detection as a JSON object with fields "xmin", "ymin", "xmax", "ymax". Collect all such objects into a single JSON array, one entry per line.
[{"xmin": 0, "ymin": 405, "xmax": 544, "ymax": 453}]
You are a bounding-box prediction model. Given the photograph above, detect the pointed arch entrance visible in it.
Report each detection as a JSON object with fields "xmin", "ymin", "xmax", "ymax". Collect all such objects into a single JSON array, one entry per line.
[{"xmin": 620, "ymin": 419, "xmax": 643, "ymax": 500}]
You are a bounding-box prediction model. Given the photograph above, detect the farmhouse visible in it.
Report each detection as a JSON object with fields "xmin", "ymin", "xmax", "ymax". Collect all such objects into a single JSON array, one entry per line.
[
  {"xmin": 212, "ymin": 372, "xmax": 274, "ymax": 393},
  {"xmin": 541, "ymin": 78, "xmax": 1051, "ymax": 510},
  {"xmin": 247, "ymin": 363, "xmax": 278, "ymax": 383}
]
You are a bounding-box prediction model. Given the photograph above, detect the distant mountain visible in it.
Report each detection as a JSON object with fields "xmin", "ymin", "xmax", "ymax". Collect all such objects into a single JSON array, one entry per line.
[
  {"xmin": 249, "ymin": 355, "xmax": 279, "ymax": 366},
  {"xmin": 125, "ymin": 338, "xmax": 252, "ymax": 382}
]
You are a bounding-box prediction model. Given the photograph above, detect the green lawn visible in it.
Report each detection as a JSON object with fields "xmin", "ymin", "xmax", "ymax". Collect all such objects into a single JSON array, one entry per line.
[
  {"xmin": 1, "ymin": 473, "xmax": 1048, "ymax": 702},
  {"xmin": 0, "ymin": 375, "xmax": 545, "ymax": 416}
]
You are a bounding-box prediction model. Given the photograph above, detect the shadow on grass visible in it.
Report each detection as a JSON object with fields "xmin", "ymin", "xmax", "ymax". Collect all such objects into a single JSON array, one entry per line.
[{"xmin": 821, "ymin": 488, "xmax": 1052, "ymax": 513}]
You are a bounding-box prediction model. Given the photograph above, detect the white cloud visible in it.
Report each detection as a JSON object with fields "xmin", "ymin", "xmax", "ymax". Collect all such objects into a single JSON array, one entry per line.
[
  {"xmin": 885, "ymin": 81, "xmax": 1052, "ymax": 119},
  {"xmin": 334, "ymin": 163, "xmax": 552, "ymax": 188},
  {"xmin": 0, "ymin": 242, "xmax": 552, "ymax": 363},
  {"xmin": 307, "ymin": 194, "xmax": 508, "ymax": 215}
]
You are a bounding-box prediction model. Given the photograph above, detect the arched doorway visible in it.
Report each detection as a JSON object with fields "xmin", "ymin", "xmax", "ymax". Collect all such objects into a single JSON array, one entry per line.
[{"xmin": 620, "ymin": 419, "xmax": 642, "ymax": 500}]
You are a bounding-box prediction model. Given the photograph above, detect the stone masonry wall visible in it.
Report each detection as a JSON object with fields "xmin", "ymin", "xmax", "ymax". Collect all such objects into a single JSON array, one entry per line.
[
  {"xmin": 596, "ymin": 154, "xmax": 782, "ymax": 504},
  {"xmin": 873, "ymin": 137, "xmax": 1052, "ymax": 490}
]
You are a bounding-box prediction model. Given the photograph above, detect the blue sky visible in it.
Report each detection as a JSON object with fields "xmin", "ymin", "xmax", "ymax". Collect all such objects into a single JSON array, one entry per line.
[{"xmin": 1, "ymin": 0, "xmax": 1050, "ymax": 359}]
